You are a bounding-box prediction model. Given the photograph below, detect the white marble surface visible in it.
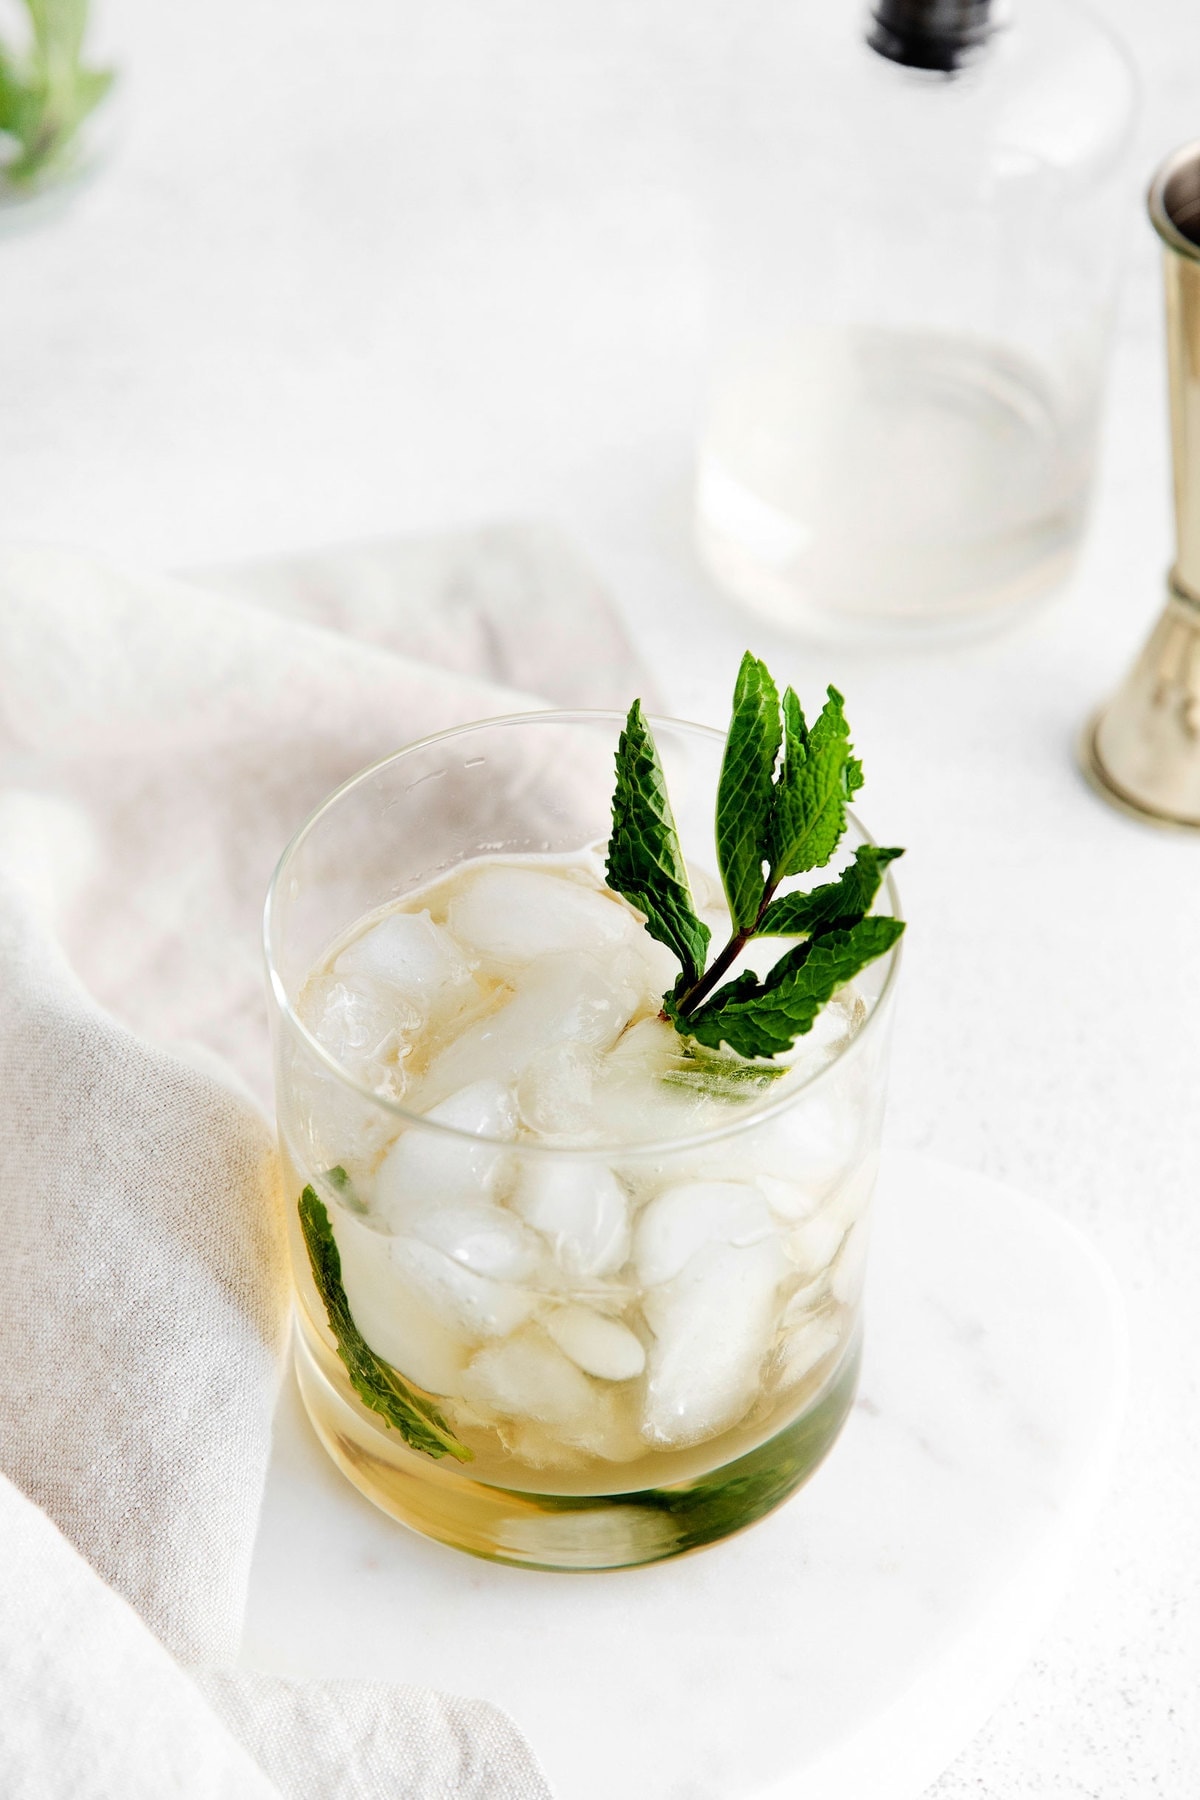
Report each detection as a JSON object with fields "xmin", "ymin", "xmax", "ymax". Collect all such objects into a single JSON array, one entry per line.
[
  {"xmin": 3, "ymin": 2, "xmax": 1200, "ymax": 1790},
  {"xmin": 242, "ymin": 1152, "xmax": 1126, "ymax": 1800}
]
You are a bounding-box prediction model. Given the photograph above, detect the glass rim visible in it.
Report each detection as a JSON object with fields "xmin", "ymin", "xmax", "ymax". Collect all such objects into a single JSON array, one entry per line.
[{"xmin": 262, "ymin": 707, "xmax": 903, "ymax": 1161}]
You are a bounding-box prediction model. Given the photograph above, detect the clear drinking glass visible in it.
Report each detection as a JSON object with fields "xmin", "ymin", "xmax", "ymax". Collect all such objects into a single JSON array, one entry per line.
[{"xmin": 264, "ymin": 712, "xmax": 901, "ymax": 1570}]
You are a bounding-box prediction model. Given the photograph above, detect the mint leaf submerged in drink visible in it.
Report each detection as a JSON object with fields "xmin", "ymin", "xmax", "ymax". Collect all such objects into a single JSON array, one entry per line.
[
  {"xmin": 606, "ymin": 654, "xmax": 904, "ymax": 1066},
  {"xmin": 298, "ymin": 1187, "xmax": 472, "ymax": 1463}
]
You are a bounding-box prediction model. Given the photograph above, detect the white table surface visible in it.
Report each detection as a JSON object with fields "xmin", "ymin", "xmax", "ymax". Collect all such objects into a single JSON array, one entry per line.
[{"xmin": 3, "ymin": 2, "xmax": 1198, "ymax": 1792}]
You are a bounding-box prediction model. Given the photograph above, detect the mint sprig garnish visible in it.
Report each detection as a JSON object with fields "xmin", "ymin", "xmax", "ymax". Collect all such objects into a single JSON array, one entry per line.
[
  {"xmin": 606, "ymin": 653, "xmax": 904, "ymax": 1063},
  {"xmin": 298, "ymin": 1187, "xmax": 472, "ymax": 1463}
]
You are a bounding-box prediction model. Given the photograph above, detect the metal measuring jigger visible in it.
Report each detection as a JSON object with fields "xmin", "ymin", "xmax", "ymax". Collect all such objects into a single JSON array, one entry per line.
[{"xmin": 1086, "ymin": 141, "xmax": 1200, "ymax": 827}]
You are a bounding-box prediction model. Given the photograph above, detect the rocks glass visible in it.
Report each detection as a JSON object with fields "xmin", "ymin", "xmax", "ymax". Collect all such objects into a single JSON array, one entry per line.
[{"xmin": 263, "ymin": 712, "xmax": 900, "ymax": 1569}]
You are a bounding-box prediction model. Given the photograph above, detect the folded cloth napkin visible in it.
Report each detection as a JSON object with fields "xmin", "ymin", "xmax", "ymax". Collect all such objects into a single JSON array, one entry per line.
[{"xmin": 0, "ymin": 528, "xmax": 654, "ymax": 1799}]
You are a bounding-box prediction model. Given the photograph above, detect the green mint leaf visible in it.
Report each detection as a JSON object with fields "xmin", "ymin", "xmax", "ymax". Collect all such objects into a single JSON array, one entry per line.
[
  {"xmin": 321, "ymin": 1162, "xmax": 368, "ymax": 1213},
  {"xmin": 770, "ymin": 685, "xmax": 860, "ymax": 879},
  {"xmin": 715, "ymin": 652, "xmax": 781, "ymax": 932},
  {"xmin": 758, "ymin": 845, "xmax": 904, "ymax": 938},
  {"xmin": 606, "ymin": 699, "xmax": 710, "ymax": 987},
  {"xmin": 684, "ymin": 917, "xmax": 904, "ymax": 1058},
  {"xmin": 661, "ymin": 1043, "xmax": 786, "ymax": 1103},
  {"xmin": 297, "ymin": 1187, "xmax": 472, "ymax": 1463}
]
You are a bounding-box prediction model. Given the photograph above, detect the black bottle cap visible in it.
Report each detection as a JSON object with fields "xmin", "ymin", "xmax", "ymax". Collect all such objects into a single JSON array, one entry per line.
[{"xmin": 867, "ymin": 0, "xmax": 993, "ymax": 73}]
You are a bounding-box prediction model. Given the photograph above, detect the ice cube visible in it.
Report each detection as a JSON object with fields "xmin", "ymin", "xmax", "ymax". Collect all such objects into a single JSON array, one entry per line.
[
  {"xmin": 590, "ymin": 1022, "xmax": 726, "ymax": 1144},
  {"xmin": 830, "ymin": 1222, "xmax": 869, "ymax": 1304},
  {"xmin": 330, "ymin": 1208, "xmax": 471, "ymax": 1396},
  {"xmin": 701, "ymin": 1089, "xmax": 859, "ymax": 1195},
  {"xmin": 301, "ymin": 974, "xmax": 420, "ymax": 1083},
  {"xmin": 640, "ymin": 1237, "xmax": 788, "ymax": 1448},
  {"xmin": 431, "ymin": 1077, "xmax": 519, "ymax": 1138},
  {"xmin": 777, "ymin": 1313, "xmax": 843, "ymax": 1389},
  {"xmin": 621, "ymin": 926, "xmax": 682, "ymax": 1005},
  {"xmin": 449, "ymin": 865, "xmax": 636, "ymax": 968},
  {"xmin": 502, "ymin": 1422, "xmax": 588, "ymax": 1471},
  {"xmin": 756, "ymin": 1174, "xmax": 822, "ymax": 1222},
  {"xmin": 822, "ymin": 1154, "xmax": 879, "ymax": 1232},
  {"xmin": 633, "ymin": 1181, "xmax": 776, "ymax": 1288},
  {"xmin": 462, "ymin": 1327, "xmax": 597, "ymax": 1426},
  {"xmin": 334, "ymin": 909, "xmax": 471, "ymax": 1012},
  {"xmin": 401, "ymin": 1199, "xmax": 545, "ymax": 1282},
  {"xmin": 578, "ymin": 839, "xmax": 610, "ymax": 883},
  {"xmin": 389, "ymin": 1235, "xmax": 537, "ymax": 1339},
  {"xmin": 510, "ymin": 1159, "xmax": 630, "ymax": 1278},
  {"xmin": 606, "ymin": 1015, "xmax": 679, "ymax": 1073},
  {"xmin": 545, "ymin": 1305, "xmax": 646, "ymax": 1380},
  {"xmin": 564, "ymin": 1388, "xmax": 646, "ymax": 1463},
  {"xmin": 417, "ymin": 953, "xmax": 639, "ymax": 1110},
  {"xmin": 781, "ymin": 1274, "xmax": 831, "ymax": 1325},
  {"xmin": 784, "ymin": 1212, "xmax": 846, "ymax": 1278},
  {"xmin": 772, "ymin": 991, "xmax": 860, "ymax": 1070},
  {"xmin": 285, "ymin": 1048, "xmax": 402, "ymax": 1175},
  {"xmin": 373, "ymin": 1079, "xmax": 517, "ymax": 1224},
  {"xmin": 516, "ymin": 1041, "xmax": 599, "ymax": 1139}
]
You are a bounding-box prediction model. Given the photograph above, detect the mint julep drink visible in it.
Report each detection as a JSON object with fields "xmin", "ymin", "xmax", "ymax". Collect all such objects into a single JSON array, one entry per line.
[{"xmin": 265, "ymin": 657, "xmax": 903, "ymax": 1568}]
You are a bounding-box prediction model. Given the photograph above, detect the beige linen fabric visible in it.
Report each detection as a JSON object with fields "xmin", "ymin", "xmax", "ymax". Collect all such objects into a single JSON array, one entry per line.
[{"xmin": 0, "ymin": 529, "xmax": 649, "ymax": 1797}]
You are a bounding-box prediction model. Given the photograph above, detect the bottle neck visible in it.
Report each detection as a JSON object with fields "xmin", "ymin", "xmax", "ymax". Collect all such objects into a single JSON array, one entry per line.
[{"xmin": 867, "ymin": 0, "xmax": 994, "ymax": 73}]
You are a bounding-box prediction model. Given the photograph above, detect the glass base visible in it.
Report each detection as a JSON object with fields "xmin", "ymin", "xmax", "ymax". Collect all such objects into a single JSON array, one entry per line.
[{"xmin": 293, "ymin": 1327, "xmax": 862, "ymax": 1570}]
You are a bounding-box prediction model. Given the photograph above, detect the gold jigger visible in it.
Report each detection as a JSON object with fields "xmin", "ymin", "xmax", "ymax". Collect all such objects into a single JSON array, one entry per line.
[{"xmin": 1085, "ymin": 141, "xmax": 1200, "ymax": 827}]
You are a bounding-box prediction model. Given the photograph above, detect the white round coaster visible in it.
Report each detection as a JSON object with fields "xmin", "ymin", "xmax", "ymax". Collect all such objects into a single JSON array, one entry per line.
[{"xmin": 241, "ymin": 1150, "xmax": 1127, "ymax": 1800}]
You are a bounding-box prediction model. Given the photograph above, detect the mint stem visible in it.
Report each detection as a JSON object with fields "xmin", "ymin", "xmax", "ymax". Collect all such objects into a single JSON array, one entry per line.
[{"xmin": 669, "ymin": 881, "xmax": 780, "ymax": 1020}]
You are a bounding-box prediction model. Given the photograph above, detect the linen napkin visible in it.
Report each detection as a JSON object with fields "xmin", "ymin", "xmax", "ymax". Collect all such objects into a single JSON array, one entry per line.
[{"xmin": 0, "ymin": 527, "xmax": 654, "ymax": 1798}]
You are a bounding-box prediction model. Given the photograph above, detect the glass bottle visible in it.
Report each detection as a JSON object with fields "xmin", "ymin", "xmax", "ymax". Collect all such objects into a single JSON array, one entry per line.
[{"xmin": 694, "ymin": 0, "xmax": 1138, "ymax": 642}]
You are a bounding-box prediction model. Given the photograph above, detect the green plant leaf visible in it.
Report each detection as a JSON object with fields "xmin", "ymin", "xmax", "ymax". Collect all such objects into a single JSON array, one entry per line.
[
  {"xmin": 684, "ymin": 916, "xmax": 904, "ymax": 1059},
  {"xmin": 770, "ymin": 685, "xmax": 862, "ymax": 879},
  {"xmin": 0, "ymin": 52, "xmax": 39, "ymax": 146},
  {"xmin": 69, "ymin": 61, "xmax": 112, "ymax": 121},
  {"xmin": 606, "ymin": 699, "xmax": 711, "ymax": 987},
  {"xmin": 0, "ymin": 0, "xmax": 113, "ymax": 184},
  {"xmin": 658, "ymin": 1038, "xmax": 786, "ymax": 1102},
  {"xmin": 758, "ymin": 845, "xmax": 904, "ymax": 938},
  {"xmin": 0, "ymin": 49, "xmax": 21, "ymax": 132},
  {"xmin": 27, "ymin": 0, "xmax": 89, "ymax": 70},
  {"xmin": 715, "ymin": 651, "xmax": 781, "ymax": 932},
  {"xmin": 297, "ymin": 1186, "xmax": 472, "ymax": 1463},
  {"xmin": 321, "ymin": 1162, "xmax": 368, "ymax": 1213}
]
